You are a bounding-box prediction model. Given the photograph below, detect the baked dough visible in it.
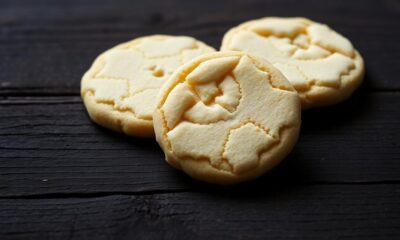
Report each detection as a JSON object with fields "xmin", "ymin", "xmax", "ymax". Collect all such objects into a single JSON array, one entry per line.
[
  {"xmin": 81, "ymin": 35, "xmax": 215, "ymax": 137},
  {"xmin": 153, "ymin": 51, "xmax": 301, "ymax": 184},
  {"xmin": 221, "ymin": 17, "xmax": 364, "ymax": 108}
]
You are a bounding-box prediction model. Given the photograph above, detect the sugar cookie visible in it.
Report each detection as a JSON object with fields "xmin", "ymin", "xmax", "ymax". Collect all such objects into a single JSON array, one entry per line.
[
  {"xmin": 153, "ymin": 51, "xmax": 301, "ymax": 185},
  {"xmin": 221, "ymin": 17, "xmax": 364, "ymax": 109},
  {"xmin": 81, "ymin": 35, "xmax": 215, "ymax": 137}
]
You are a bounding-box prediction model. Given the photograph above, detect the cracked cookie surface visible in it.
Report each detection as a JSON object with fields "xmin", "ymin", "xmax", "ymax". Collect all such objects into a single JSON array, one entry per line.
[
  {"xmin": 153, "ymin": 52, "xmax": 301, "ymax": 185},
  {"xmin": 221, "ymin": 17, "xmax": 364, "ymax": 109},
  {"xmin": 81, "ymin": 35, "xmax": 215, "ymax": 137}
]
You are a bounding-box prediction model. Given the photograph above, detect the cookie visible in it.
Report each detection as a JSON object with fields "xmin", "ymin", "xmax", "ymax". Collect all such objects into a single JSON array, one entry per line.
[
  {"xmin": 221, "ymin": 17, "xmax": 364, "ymax": 109},
  {"xmin": 153, "ymin": 51, "xmax": 301, "ymax": 185},
  {"xmin": 81, "ymin": 35, "xmax": 215, "ymax": 137}
]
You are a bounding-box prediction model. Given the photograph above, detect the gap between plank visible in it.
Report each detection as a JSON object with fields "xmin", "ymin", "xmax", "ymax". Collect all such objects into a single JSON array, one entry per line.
[{"xmin": 1, "ymin": 180, "xmax": 399, "ymax": 199}]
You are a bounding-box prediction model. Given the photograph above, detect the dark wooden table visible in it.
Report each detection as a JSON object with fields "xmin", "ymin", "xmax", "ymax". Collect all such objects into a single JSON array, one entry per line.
[{"xmin": 1, "ymin": 0, "xmax": 399, "ymax": 239}]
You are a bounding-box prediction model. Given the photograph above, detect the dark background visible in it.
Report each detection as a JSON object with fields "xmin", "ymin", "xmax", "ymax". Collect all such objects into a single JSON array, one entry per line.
[{"xmin": 0, "ymin": 0, "xmax": 399, "ymax": 239}]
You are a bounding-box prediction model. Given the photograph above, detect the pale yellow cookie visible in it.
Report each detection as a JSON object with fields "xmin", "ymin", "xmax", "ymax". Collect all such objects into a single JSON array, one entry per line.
[
  {"xmin": 81, "ymin": 35, "xmax": 215, "ymax": 137},
  {"xmin": 153, "ymin": 51, "xmax": 301, "ymax": 185},
  {"xmin": 221, "ymin": 17, "xmax": 364, "ymax": 109}
]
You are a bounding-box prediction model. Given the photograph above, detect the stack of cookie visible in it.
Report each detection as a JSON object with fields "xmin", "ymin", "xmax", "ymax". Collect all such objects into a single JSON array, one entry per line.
[{"xmin": 81, "ymin": 17, "xmax": 364, "ymax": 185}]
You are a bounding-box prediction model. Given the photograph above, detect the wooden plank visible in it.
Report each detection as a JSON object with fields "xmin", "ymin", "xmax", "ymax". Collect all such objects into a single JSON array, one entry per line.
[
  {"xmin": 0, "ymin": 91, "xmax": 399, "ymax": 196},
  {"xmin": 0, "ymin": 0, "xmax": 399, "ymax": 94},
  {"xmin": 0, "ymin": 184, "xmax": 399, "ymax": 239}
]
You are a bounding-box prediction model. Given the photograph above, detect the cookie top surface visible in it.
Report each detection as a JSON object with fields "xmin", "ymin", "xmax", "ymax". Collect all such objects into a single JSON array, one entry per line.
[
  {"xmin": 81, "ymin": 35, "xmax": 215, "ymax": 137},
  {"xmin": 221, "ymin": 17, "xmax": 364, "ymax": 108},
  {"xmin": 153, "ymin": 51, "xmax": 301, "ymax": 185}
]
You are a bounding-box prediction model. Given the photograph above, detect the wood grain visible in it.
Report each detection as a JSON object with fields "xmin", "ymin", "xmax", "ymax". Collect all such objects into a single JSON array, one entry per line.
[
  {"xmin": 1, "ymin": 91, "xmax": 399, "ymax": 196},
  {"xmin": 0, "ymin": 0, "xmax": 399, "ymax": 95},
  {"xmin": 1, "ymin": 184, "xmax": 399, "ymax": 239}
]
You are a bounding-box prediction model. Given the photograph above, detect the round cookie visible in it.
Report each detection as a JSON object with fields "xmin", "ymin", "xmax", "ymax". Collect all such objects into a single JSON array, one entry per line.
[
  {"xmin": 153, "ymin": 51, "xmax": 301, "ymax": 185},
  {"xmin": 221, "ymin": 17, "xmax": 364, "ymax": 109},
  {"xmin": 81, "ymin": 35, "xmax": 215, "ymax": 137}
]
